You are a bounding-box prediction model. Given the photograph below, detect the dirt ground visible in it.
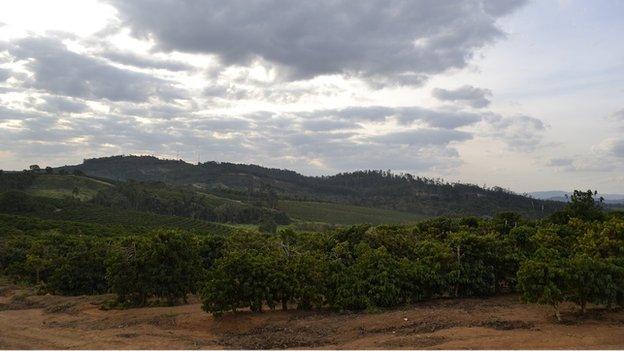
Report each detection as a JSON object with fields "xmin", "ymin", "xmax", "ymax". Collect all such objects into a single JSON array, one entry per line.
[{"xmin": 1, "ymin": 283, "xmax": 624, "ymax": 349}]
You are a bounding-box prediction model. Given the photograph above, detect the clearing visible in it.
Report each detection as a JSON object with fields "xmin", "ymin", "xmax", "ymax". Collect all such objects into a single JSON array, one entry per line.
[{"xmin": 1, "ymin": 284, "xmax": 623, "ymax": 349}]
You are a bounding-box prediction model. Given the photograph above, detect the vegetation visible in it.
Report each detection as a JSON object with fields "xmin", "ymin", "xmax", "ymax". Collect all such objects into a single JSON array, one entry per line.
[
  {"xmin": 0, "ymin": 190, "xmax": 232, "ymax": 235},
  {"xmin": 57, "ymin": 155, "xmax": 564, "ymax": 219},
  {"xmin": 92, "ymin": 180, "xmax": 290, "ymax": 225},
  {"xmin": 278, "ymin": 199, "xmax": 423, "ymax": 225},
  {"xmin": 0, "ymin": 186, "xmax": 622, "ymax": 321}
]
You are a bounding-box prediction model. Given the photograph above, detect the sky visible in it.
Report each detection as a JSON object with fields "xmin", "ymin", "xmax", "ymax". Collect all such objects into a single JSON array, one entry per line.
[{"xmin": 0, "ymin": 0, "xmax": 622, "ymax": 193}]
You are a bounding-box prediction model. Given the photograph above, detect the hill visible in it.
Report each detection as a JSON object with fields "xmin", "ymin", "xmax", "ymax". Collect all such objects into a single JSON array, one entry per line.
[
  {"xmin": 25, "ymin": 174, "xmax": 113, "ymax": 200},
  {"xmin": 57, "ymin": 155, "xmax": 563, "ymax": 219},
  {"xmin": 278, "ymin": 200, "xmax": 423, "ymax": 225}
]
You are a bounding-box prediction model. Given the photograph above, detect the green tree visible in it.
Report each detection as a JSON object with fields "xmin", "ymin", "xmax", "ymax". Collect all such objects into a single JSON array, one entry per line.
[
  {"xmin": 258, "ymin": 216, "xmax": 278, "ymax": 233},
  {"xmin": 107, "ymin": 230, "xmax": 201, "ymax": 306},
  {"xmin": 565, "ymin": 254, "xmax": 617, "ymax": 314},
  {"xmin": 517, "ymin": 250, "xmax": 568, "ymax": 321}
]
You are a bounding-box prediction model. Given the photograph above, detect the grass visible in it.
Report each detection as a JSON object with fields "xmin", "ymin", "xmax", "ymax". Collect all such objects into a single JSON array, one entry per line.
[
  {"xmin": 278, "ymin": 200, "xmax": 423, "ymax": 225},
  {"xmin": 25, "ymin": 175, "xmax": 112, "ymax": 201}
]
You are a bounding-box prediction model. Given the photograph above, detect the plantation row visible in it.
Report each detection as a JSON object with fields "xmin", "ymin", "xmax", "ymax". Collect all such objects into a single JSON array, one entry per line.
[
  {"xmin": 0, "ymin": 190, "xmax": 233, "ymax": 235},
  {"xmin": 0, "ymin": 191, "xmax": 623, "ymax": 320}
]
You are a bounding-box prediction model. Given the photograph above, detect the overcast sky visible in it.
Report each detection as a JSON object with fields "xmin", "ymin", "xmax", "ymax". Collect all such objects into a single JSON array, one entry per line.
[{"xmin": 0, "ymin": 0, "xmax": 622, "ymax": 193}]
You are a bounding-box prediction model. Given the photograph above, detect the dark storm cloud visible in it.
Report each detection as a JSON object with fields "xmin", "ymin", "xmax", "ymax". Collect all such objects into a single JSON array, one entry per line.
[
  {"xmin": 106, "ymin": 0, "xmax": 526, "ymax": 84},
  {"xmin": 100, "ymin": 50, "xmax": 195, "ymax": 72},
  {"xmin": 432, "ymin": 85, "xmax": 492, "ymax": 108},
  {"xmin": 6, "ymin": 36, "xmax": 187, "ymax": 102}
]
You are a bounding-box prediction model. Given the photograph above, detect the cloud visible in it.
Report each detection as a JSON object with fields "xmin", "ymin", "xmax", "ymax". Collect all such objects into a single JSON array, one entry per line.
[
  {"xmin": 599, "ymin": 137, "xmax": 624, "ymax": 158},
  {"xmin": 0, "ymin": 102, "xmax": 481, "ymax": 174},
  {"xmin": 107, "ymin": 0, "xmax": 527, "ymax": 84},
  {"xmin": 432, "ymin": 85, "xmax": 492, "ymax": 108},
  {"xmin": 100, "ymin": 49, "xmax": 195, "ymax": 72},
  {"xmin": 547, "ymin": 157, "xmax": 574, "ymax": 168},
  {"xmin": 0, "ymin": 68, "xmax": 11, "ymax": 82},
  {"xmin": 7, "ymin": 36, "xmax": 187, "ymax": 102},
  {"xmin": 546, "ymin": 156, "xmax": 614, "ymax": 172},
  {"xmin": 484, "ymin": 114, "xmax": 547, "ymax": 152},
  {"xmin": 299, "ymin": 118, "xmax": 357, "ymax": 132},
  {"xmin": 367, "ymin": 128, "xmax": 472, "ymax": 146},
  {"xmin": 610, "ymin": 108, "xmax": 624, "ymax": 123},
  {"xmin": 35, "ymin": 96, "xmax": 90, "ymax": 114},
  {"xmin": 305, "ymin": 106, "xmax": 482, "ymax": 129}
]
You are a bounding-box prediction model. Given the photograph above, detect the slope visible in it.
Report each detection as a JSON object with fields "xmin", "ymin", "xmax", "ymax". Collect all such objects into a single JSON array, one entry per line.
[{"xmin": 57, "ymin": 155, "xmax": 564, "ymax": 219}]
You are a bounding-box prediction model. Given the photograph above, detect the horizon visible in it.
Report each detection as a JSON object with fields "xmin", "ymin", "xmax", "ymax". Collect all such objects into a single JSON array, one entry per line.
[
  {"xmin": 7, "ymin": 153, "xmax": 624, "ymax": 197},
  {"xmin": 1, "ymin": 1, "xmax": 623, "ymax": 194}
]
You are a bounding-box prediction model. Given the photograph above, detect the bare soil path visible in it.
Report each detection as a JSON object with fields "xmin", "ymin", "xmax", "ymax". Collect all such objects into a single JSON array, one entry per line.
[{"xmin": 1, "ymin": 284, "xmax": 624, "ymax": 349}]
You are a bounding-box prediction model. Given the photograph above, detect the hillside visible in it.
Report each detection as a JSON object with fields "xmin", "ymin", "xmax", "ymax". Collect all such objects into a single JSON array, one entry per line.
[
  {"xmin": 278, "ymin": 200, "xmax": 423, "ymax": 225},
  {"xmin": 25, "ymin": 174, "xmax": 113, "ymax": 201},
  {"xmin": 57, "ymin": 155, "xmax": 563, "ymax": 219},
  {"xmin": 0, "ymin": 172, "xmax": 419, "ymax": 229},
  {"xmin": 0, "ymin": 191, "xmax": 233, "ymax": 235}
]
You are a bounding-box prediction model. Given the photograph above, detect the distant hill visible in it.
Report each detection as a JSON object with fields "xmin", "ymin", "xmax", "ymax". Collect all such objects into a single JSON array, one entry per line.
[
  {"xmin": 530, "ymin": 191, "xmax": 624, "ymax": 204},
  {"xmin": 55, "ymin": 155, "xmax": 563, "ymax": 219}
]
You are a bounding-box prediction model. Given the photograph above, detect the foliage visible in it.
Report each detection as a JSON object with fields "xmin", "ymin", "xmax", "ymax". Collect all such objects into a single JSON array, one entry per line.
[
  {"xmin": 61, "ymin": 155, "xmax": 564, "ymax": 219},
  {"xmin": 92, "ymin": 180, "xmax": 290, "ymax": 225},
  {"xmin": 0, "ymin": 187, "xmax": 622, "ymax": 321},
  {"xmin": 106, "ymin": 230, "xmax": 202, "ymax": 305}
]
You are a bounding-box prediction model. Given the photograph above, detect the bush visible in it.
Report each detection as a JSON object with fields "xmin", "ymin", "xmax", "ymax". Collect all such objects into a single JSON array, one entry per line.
[{"xmin": 107, "ymin": 230, "xmax": 201, "ymax": 306}]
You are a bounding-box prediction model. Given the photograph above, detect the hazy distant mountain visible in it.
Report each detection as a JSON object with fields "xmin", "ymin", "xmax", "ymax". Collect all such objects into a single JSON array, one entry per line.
[{"xmin": 529, "ymin": 191, "xmax": 624, "ymax": 204}]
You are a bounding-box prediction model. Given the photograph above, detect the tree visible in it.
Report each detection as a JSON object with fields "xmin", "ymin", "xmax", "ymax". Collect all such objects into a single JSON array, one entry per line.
[
  {"xmin": 29, "ymin": 165, "xmax": 41, "ymax": 172},
  {"xmin": 107, "ymin": 230, "xmax": 202, "ymax": 306},
  {"xmin": 517, "ymin": 251, "xmax": 568, "ymax": 321},
  {"xmin": 565, "ymin": 254, "xmax": 617, "ymax": 314},
  {"xmin": 0, "ymin": 191, "xmax": 34, "ymax": 213},
  {"xmin": 258, "ymin": 216, "xmax": 278, "ymax": 233},
  {"xmin": 552, "ymin": 190, "xmax": 605, "ymax": 224},
  {"xmin": 201, "ymin": 231, "xmax": 285, "ymax": 316},
  {"xmin": 568, "ymin": 190, "xmax": 604, "ymax": 222},
  {"xmin": 45, "ymin": 167, "xmax": 53, "ymax": 174}
]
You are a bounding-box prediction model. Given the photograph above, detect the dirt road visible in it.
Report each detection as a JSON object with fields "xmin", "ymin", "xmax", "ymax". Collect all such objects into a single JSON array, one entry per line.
[{"xmin": 1, "ymin": 284, "xmax": 624, "ymax": 349}]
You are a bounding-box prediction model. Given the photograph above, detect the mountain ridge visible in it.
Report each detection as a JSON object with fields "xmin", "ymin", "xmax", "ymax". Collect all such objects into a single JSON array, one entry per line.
[{"xmin": 55, "ymin": 155, "xmax": 564, "ymax": 219}]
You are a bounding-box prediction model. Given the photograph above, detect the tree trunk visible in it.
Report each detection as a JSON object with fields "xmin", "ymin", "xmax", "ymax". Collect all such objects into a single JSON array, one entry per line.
[
  {"xmin": 581, "ymin": 302, "xmax": 586, "ymax": 314},
  {"xmin": 554, "ymin": 304, "xmax": 562, "ymax": 322},
  {"xmin": 455, "ymin": 245, "xmax": 461, "ymax": 297},
  {"xmin": 282, "ymin": 299, "xmax": 288, "ymax": 311}
]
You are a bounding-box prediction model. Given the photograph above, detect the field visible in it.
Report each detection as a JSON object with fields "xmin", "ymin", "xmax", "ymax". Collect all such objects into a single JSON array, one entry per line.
[
  {"xmin": 279, "ymin": 200, "xmax": 424, "ymax": 225},
  {"xmin": 1, "ymin": 282, "xmax": 623, "ymax": 349},
  {"xmin": 24, "ymin": 175, "xmax": 112, "ymax": 201}
]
